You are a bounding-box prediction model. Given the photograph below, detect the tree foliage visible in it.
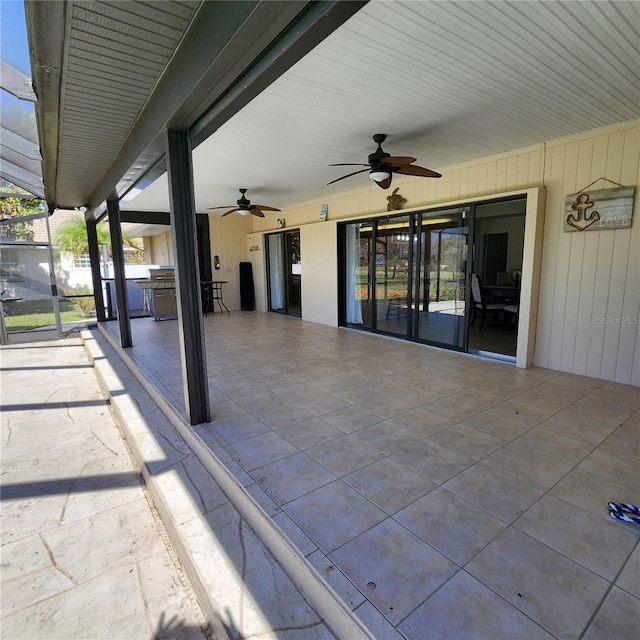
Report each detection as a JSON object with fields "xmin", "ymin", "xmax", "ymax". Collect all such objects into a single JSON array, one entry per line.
[
  {"xmin": 55, "ymin": 216, "xmax": 142, "ymax": 262},
  {"xmin": 55, "ymin": 217, "xmax": 108, "ymax": 256},
  {"xmin": 0, "ymin": 185, "xmax": 44, "ymax": 241}
]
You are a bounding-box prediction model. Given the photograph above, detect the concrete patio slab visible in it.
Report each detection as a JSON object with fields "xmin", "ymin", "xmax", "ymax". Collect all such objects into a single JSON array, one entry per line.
[{"xmin": 0, "ymin": 338, "xmax": 208, "ymax": 640}]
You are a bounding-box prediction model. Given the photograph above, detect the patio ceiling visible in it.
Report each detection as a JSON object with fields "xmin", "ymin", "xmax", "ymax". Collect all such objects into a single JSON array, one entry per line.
[{"xmin": 24, "ymin": 0, "xmax": 640, "ymax": 219}]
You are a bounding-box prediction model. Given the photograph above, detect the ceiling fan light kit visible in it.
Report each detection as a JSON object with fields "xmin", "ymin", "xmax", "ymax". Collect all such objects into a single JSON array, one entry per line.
[
  {"xmin": 328, "ymin": 134, "xmax": 442, "ymax": 189},
  {"xmin": 207, "ymin": 188, "xmax": 281, "ymax": 218},
  {"xmin": 369, "ymin": 168, "xmax": 391, "ymax": 182}
]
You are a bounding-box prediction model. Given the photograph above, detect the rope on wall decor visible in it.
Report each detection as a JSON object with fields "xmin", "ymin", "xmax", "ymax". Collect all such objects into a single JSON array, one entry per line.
[{"xmin": 576, "ymin": 176, "xmax": 626, "ymax": 194}]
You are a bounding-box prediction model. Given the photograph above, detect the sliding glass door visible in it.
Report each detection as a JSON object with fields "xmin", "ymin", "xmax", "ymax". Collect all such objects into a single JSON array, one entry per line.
[
  {"xmin": 375, "ymin": 216, "xmax": 413, "ymax": 337},
  {"xmin": 342, "ymin": 207, "xmax": 470, "ymax": 350},
  {"xmin": 415, "ymin": 209, "xmax": 469, "ymax": 349},
  {"xmin": 344, "ymin": 222, "xmax": 372, "ymax": 328},
  {"xmin": 267, "ymin": 230, "xmax": 301, "ymax": 316},
  {"xmin": 341, "ymin": 197, "xmax": 529, "ymax": 359}
]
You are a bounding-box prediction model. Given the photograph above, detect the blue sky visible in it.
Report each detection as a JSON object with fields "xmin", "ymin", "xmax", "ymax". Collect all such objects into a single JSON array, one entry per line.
[
  {"xmin": 1, "ymin": 0, "xmax": 30, "ymax": 74},
  {"xmin": 1, "ymin": 0, "xmax": 38, "ymax": 187}
]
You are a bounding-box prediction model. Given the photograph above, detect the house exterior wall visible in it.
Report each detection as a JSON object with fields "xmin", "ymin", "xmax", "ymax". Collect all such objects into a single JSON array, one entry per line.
[
  {"xmin": 207, "ymin": 213, "xmax": 252, "ymax": 313},
  {"xmin": 246, "ymin": 119, "xmax": 640, "ymax": 386},
  {"xmin": 144, "ymin": 214, "xmax": 251, "ymax": 313},
  {"xmin": 56, "ymin": 251, "xmax": 93, "ymax": 291},
  {"xmin": 300, "ymin": 221, "xmax": 338, "ymax": 327},
  {"xmin": 147, "ymin": 233, "xmax": 174, "ymax": 266},
  {"xmin": 537, "ymin": 123, "xmax": 639, "ymax": 387},
  {"xmin": 0, "ymin": 246, "xmax": 50, "ymax": 300}
]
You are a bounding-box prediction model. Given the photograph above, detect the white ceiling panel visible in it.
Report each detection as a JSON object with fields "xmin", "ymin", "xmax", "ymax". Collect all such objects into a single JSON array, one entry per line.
[{"xmin": 125, "ymin": 0, "xmax": 640, "ymax": 214}]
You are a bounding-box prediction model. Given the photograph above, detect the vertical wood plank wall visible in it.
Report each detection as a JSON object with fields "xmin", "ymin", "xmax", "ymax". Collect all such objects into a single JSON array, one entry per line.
[
  {"xmin": 147, "ymin": 234, "xmax": 174, "ymax": 265},
  {"xmin": 248, "ymin": 119, "xmax": 639, "ymax": 385},
  {"xmin": 206, "ymin": 214, "xmax": 252, "ymax": 313},
  {"xmin": 538, "ymin": 125, "xmax": 639, "ymax": 386}
]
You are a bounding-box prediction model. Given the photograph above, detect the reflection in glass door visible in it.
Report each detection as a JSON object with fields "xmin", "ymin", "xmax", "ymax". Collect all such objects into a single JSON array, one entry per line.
[
  {"xmin": 345, "ymin": 222, "xmax": 373, "ymax": 328},
  {"xmin": 342, "ymin": 208, "xmax": 469, "ymax": 350},
  {"xmin": 415, "ymin": 210, "xmax": 468, "ymax": 349},
  {"xmin": 342, "ymin": 198, "xmax": 528, "ymax": 359},
  {"xmin": 375, "ymin": 216, "xmax": 412, "ymax": 337},
  {"xmin": 267, "ymin": 230, "xmax": 301, "ymax": 316}
]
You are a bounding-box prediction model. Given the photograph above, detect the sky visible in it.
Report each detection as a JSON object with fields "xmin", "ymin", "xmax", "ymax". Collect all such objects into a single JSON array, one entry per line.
[
  {"xmin": 1, "ymin": 0, "xmax": 33, "ymax": 120},
  {"xmin": 1, "ymin": 0, "xmax": 39, "ymax": 192},
  {"xmin": 1, "ymin": 0, "xmax": 30, "ymax": 74}
]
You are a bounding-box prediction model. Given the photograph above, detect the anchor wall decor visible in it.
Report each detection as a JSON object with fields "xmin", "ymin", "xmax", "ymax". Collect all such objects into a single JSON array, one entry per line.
[{"xmin": 564, "ymin": 185, "xmax": 634, "ymax": 233}]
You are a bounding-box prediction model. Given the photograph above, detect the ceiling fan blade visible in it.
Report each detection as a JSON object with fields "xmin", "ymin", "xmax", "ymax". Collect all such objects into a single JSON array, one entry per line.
[
  {"xmin": 329, "ymin": 163, "xmax": 370, "ymax": 167},
  {"xmin": 327, "ymin": 167, "xmax": 371, "ymax": 185},
  {"xmin": 383, "ymin": 156, "xmax": 417, "ymax": 167},
  {"xmin": 249, "ymin": 207, "xmax": 266, "ymax": 218},
  {"xmin": 221, "ymin": 209, "xmax": 238, "ymax": 217},
  {"xmin": 253, "ymin": 204, "xmax": 281, "ymax": 212},
  {"xmin": 395, "ymin": 164, "xmax": 442, "ymax": 178},
  {"xmin": 207, "ymin": 205, "xmax": 234, "ymax": 210},
  {"xmin": 374, "ymin": 175, "xmax": 393, "ymax": 190}
]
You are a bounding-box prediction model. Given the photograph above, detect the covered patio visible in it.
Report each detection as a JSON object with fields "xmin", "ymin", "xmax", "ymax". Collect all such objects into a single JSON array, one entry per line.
[
  {"xmin": 4, "ymin": 1, "xmax": 638, "ymax": 637},
  {"xmin": 96, "ymin": 310, "xmax": 639, "ymax": 640}
]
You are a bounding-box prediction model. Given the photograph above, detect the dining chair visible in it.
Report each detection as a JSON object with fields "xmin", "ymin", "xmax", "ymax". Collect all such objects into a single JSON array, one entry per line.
[
  {"xmin": 503, "ymin": 304, "xmax": 519, "ymax": 329},
  {"xmin": 470, "ymin": 273, "xmax": 506, "ymax": 329}
]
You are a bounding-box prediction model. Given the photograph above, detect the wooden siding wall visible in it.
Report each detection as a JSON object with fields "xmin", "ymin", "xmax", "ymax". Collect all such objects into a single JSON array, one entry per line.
[
  {"xmin": 206, "ymin": 213, "xmax": 252, "ymax": 312},
  {"xmin": 537, "ymin": 124, "xmax": 639, "ymax": 386},
  {"xmin": 249, "ymin": 119, "xmax": 640, "ymax": 385}
]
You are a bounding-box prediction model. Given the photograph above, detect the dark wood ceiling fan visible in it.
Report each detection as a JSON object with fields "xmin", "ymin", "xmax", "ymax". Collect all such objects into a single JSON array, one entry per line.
[
  {"xmin": 206, "ymin": 188, "xmax": 281, "ymax": 218},
  {"xmin": 328, "ymin": 134, "xmax": 442, "ymax": 189}
]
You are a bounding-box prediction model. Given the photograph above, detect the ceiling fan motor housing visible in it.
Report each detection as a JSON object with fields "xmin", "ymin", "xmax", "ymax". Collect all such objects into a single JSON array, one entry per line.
[
  {"xmin": 236, "ymin": 188, "xmax": 251, "ymax": 207},
  {"xmin": 369, "ymin": 133, "xmax": 390, "ymax": 165}
]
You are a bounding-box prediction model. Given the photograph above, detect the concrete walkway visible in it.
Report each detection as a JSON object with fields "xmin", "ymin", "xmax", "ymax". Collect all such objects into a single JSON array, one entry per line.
[{"xmin": 0, "ymin": 336, "xmax": 209, "ymax": 640}]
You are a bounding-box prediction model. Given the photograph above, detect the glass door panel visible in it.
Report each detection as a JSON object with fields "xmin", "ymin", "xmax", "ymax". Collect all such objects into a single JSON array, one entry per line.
[
  {"xmin": 267, "ymin": 234, "xmax": 285, "ymax": 311},
  {"xmin": 344, "ymin": 222, "xmax": 372, "ymax": 328},
  {"xmin": 415, "ymin": 210, "xmax": 468, "ymax": 349},
  {"xmin": 286, "ymin": 230, "xmax": 301, "ymax": 316},
  {"xmin": 267, "ymin": 230, "xmax": 301, "ymax": 317},
  {"xmin": 375, "ymin": 216, "xmax": 412, "ymax": 337}
]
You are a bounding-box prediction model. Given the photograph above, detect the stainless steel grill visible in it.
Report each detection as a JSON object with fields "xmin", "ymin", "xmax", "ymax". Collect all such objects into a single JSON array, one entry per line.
[
  {"xmin": 148, "ymin": 268, "xmax": 175, "ymax": 288},
  {"xmin": 137, "ymin": 269, "xmax": 177, "ymax": 320}
]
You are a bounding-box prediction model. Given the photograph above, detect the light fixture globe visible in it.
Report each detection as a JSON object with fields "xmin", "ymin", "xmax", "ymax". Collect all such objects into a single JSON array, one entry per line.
[
  {"xmin": 237, "ymin": 208, "xmax": 251, "ymax": 216},
  {"xmin": 369, "ymin": 168, "xmax": 391, "ymax": 182}
]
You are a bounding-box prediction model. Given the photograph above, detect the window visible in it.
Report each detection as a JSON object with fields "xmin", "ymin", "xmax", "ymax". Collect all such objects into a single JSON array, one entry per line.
[
  {"xmin": 74, "ymin": 254, "xmax": 91, "ymax": 268},
  {"xmin": 0, "ymin": 248, "xmax": 22, "ymax": 280}
]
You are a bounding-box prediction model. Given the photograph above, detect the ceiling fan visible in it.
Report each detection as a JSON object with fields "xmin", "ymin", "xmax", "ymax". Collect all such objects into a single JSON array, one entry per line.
[
  {"xmin": 328, "ymin": 134, "xmax": 441, "ymax": 189},
  {"xmin": 206, "ymin": 188, "xmax": 280, "ymax": 218}
]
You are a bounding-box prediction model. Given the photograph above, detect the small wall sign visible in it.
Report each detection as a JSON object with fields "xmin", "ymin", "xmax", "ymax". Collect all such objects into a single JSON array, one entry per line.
[
  {"xmin": 564, "ymin": 186, "xmax": 634, "ymax": 232},
  {"xmin": 320, "ymin": 204, "xmax": 328, "ymax": 221}
]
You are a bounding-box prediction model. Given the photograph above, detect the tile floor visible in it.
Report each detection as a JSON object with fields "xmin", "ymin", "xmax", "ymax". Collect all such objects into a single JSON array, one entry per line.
[{"xmin": 103, "ymin": 312, "xmax": 639, "ymax": 640}]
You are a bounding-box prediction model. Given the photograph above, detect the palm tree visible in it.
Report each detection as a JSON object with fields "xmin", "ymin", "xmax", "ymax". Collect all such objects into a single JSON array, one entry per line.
[
  {"xmin": 55, "ymin": 216, "xmax": 141, "ymax": 260},
  {"xmin": 55, "ymin": 217, "xmax": 109, "ymax": 255}
]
